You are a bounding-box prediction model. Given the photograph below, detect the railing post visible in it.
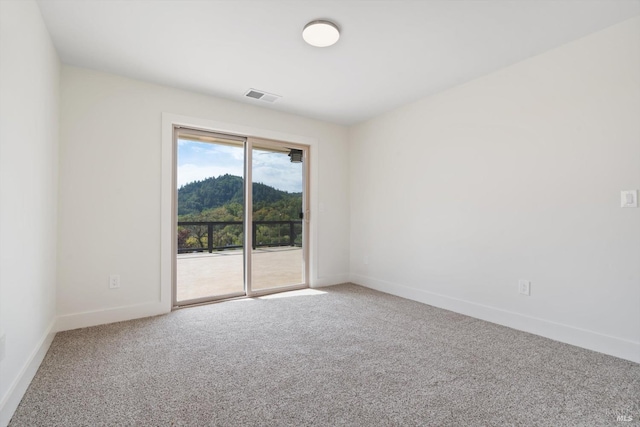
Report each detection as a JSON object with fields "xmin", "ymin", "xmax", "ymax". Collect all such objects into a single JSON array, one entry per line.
[
  {"xmin": 207, "ymin": 223, "xmax": 213, "ymax": 253},
  {"xmin": 252, "ymin": 222, "xmax": 257, "ymax": 249},
  {"xmin": 289, "ymin": 221, "xmax": 294, "ymax": 246}
]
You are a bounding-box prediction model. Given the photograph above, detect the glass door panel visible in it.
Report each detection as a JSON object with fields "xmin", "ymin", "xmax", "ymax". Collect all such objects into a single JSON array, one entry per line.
[
  {"xmin": 250, "ymin": 142, "xmax": 305, "ymax": 292},
  {"xmin": 175, "ymin": 129, "xmax": 246, "ymax": 304},
  {"xmin": 173, "ymin": 128, "xmax": 309, "ymax": 307}
]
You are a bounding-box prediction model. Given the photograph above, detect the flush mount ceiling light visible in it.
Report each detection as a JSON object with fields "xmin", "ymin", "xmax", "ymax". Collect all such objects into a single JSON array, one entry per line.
[{"xmin": 302, "ymin": 20, "xmax": 340, "ymax": 47}]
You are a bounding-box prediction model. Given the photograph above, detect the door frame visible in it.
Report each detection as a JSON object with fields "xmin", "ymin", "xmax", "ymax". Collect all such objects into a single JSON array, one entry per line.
[
  {"xmin": 169, "ymin": 124, "xmax": 310, "ymax": 308},
  {"xmin": 172, "ymin": 127, "xmax": 247, "ymax": 307},
  {"xmin": 245, "ymin": 136, "xmax": 310, "ymax": 298}
]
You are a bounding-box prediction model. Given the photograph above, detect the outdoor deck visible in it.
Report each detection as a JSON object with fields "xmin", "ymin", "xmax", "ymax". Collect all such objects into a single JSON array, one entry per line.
[{"xmin": 176, "ymin": 247, "xmax": 304, "ymax": 301}]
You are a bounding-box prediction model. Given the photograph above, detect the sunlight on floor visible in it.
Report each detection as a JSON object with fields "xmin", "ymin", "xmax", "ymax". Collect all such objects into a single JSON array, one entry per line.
[{"xmin": 226, "ymin": 288, "xmax": 327, "ymax": 304}]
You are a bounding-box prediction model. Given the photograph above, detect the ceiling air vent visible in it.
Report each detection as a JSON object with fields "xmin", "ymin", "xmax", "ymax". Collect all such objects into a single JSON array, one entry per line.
[{"xmin": 244, "ymin": 89, "xmax": 281, "ymax": 103}]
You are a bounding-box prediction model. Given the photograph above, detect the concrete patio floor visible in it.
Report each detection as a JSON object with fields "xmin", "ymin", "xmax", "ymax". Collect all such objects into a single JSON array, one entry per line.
[{"xmin": 176, "ymin": 247, "xmax": 304, "ymax": 302}]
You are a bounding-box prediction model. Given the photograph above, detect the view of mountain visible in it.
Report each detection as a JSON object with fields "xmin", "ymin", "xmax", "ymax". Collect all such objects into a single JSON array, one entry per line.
[
  {"xmin": 178, "ymin": 174, "xmax": 302, "ymax": 221},
  {"xmin": 177, "ymin": 174, "xmax": 303, "ymax": 250}
]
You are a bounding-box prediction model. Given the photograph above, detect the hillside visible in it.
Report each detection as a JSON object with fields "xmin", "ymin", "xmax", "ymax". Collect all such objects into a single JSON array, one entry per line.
[{"xmin": 178, "ymin": 174, "xmax": 301, "ymax": 220}]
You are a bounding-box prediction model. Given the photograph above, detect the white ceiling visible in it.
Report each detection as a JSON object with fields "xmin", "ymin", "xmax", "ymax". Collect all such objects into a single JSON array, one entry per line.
[{"xmin": 37, "ymin": 0, "xmax": 640, "ymax": 125}]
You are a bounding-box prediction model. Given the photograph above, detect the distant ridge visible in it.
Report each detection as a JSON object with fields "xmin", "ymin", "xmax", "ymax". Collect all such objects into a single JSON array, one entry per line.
[{"xmin": 178, "ymin": 174, "xmax": 299, "ymax": 216}]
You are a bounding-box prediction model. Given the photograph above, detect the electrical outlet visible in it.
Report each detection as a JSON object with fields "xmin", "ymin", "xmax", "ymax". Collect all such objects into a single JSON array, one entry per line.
[
  {"xmin": 621, "ymin": 190, "xmax": 638, "ymax": 208},
  {"xmin": 363, "ymin": 256, "xmax": 369, "ymax": 265},
  {"xmin": 518, "ymin": 280, "xmax": 531, "ymax": 296},
  {"xmin": 0, "ymin": 334, "xmax": 6, "ymax": 362},
  {"xmin": 109, "ymin": 274, "xmax": 121, "ymax": 289}
]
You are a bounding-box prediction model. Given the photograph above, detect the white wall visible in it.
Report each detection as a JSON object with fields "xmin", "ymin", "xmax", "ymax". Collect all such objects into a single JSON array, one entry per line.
[
  {"xmin": 0, "ymin": 0, "xmax": 60, "ymax": 424},
  {"xmin": 57, "ymin": 66, "xmax": 350, "ymax": 329},
  {"xmin": 349, "ymin": 17, "xmax": 640, "ymax": 362}
]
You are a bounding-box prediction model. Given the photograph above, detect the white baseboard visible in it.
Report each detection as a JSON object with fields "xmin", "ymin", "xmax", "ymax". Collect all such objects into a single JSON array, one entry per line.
[
  {"xmin": 350, "ymin": 274, "xmax": 640, "ymax": 363},
  {"xmin": 56, "ymin": 301, "xmax": 170, "ymax": 332},
  {"xmin": 0, "ymin": 320, "xmax": 56, "ymax": 427},
  {"xmin": 312, "ymin": 274, "xmax": 351, "ymax": 288}
]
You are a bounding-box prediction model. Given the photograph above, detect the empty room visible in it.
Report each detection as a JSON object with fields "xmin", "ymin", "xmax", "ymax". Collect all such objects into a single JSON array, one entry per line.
[{"xmin": 1, "ymin": 0, "xmax": 639, "ymax": 425}]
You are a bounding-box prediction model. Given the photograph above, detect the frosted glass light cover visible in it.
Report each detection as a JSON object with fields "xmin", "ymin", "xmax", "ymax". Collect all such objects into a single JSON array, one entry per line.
[{"xmin": 303, "ymin": 20, "xmax": 340, "ymax": 47}]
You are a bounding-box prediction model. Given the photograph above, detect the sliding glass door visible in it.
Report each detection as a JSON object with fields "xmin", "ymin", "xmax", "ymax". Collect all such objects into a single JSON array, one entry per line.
[
  {"xmin": 173, "ymin": 127, "xmax": 308, "ymax": 306},
  {"xmin": 174, "ymin": 129, "xmax": 246, "ymax": 303},
  {"xmin": 250, "ymin": 141, "xmax": 305, "ymax": 293}
]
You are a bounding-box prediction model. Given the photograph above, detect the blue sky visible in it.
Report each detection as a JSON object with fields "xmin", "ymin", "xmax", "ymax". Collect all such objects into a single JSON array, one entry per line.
[{"xmin": 177, "ymin": 139, "xmax": 303, "ymax": 193}]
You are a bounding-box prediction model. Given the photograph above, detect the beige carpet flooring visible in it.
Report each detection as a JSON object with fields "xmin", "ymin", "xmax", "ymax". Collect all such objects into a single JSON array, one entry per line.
[{"xmin": 9, "ymin": 284, "xmax": 640, "ymax": 426}]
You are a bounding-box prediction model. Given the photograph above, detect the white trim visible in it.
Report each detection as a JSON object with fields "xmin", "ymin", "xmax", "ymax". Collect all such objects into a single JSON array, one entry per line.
[
  {"xmin": 312, "ymin": 274, "xmax": 351, "ymax": 288},
  {"xmin": 350, "ymin": 274, "xmax": 640, "ymax": 363},
  {"xmin": 55, "ymin": 302, "xmax": 167, "ymax": 332},
  {"xmin": 0, "ymin": 320, "xmax": 56, "ymax": 427},
  {"xmin": 161, "ymin": 113, "xmax": 319, "ymax": 309}
]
